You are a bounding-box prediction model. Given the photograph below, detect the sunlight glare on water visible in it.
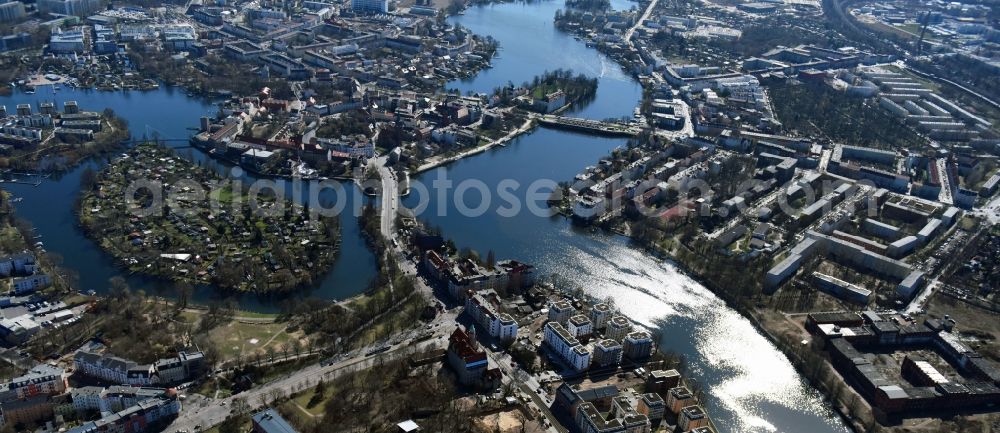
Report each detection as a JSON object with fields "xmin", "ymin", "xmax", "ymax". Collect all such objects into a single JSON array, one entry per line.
[{"xmin": 533, "ymin": 228, "xmax": 845, "ymax": 433}]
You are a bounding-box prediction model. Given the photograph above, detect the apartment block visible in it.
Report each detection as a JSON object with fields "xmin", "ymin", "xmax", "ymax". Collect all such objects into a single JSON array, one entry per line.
[
  {"xmin": 464, "ymin": 291, "xmax": 518, "ymax": 341},
  {"xmin": 645, "ymin": 369, "xmax": 681, "ymax": 395},
  {"xmin": 74, "ymin": 350, "xmax": 204, "ymax": 386},
  {"xmin": 567, "ymin": 314, "xmax": 593, "ymax": 338},
  {"xmin": 605, "ymin": 316, "xmax": 632, "ymax": 342},
  {"xmin": 548, "ymin": 300, "xmax": 575, "ymax": 324},
  {"xmin": 679, "ymin": 405, "xmax": 709, "ymax": 431},
  {"xmin": 0, "ymin": 364, "xmax": 66, "ymax": 401},
  {"xmin": 592, "ymin": 339, "xmax": 623, "ymax": 368},
  {"xmin": 544, "ymin": 322, "xmax": 591, "ymax": 372},
  {"xmin": 623, "ymin": 331, "xmax": 654, "ymax": 360},
  {"xmin": 446, "ymin": 327, "xmax": 501, "ymax": 389},
  {"xmin": 637, "ymin": 393, "xmax": 665, "ymax": 427},
  {"xmin": 666, "ymin": 386, "xmax": 694, "ymax": 414},
  {"xmin": 65, "ymin": 396, "xmax": 180, "ymax": 433},
  {"xmin": 0, "ymin": 2, "xmax": 25, "ymax": 22},
  {"xmin": 590, "ymin": 303, "xmax": 613, "ymax": 330}
]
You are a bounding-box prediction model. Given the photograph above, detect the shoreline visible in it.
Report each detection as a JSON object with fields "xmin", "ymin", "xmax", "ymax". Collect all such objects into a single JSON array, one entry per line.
[{"xmin": 414, "ymin": 117, "xmax": 537, "ymax": 173}]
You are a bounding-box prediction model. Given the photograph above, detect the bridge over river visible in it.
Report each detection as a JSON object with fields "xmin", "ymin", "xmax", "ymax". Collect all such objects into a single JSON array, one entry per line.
[{"xmin": 535, "ymin": 114, "xmax": 642, "ymax": 137}]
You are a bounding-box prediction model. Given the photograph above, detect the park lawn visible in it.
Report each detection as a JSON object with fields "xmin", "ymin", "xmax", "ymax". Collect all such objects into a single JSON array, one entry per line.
[
  {"xmin": 896, "ymin": 23, "xmax": 921, "ymax": 35},
  {"xmin": 205, "ymin": 320, "xmax": 303, "ymax": 362},
  {"xmin": 344, "ymin": 288, "xmax": 387, "ymax": 314},
  {"xmin": 288, "ymin": 386, "xmax": 331, "ymax": 417},
  {"xmin": 177, "ymin": 310, "xmax": 200, "ymax": 323},
  {"xmin": 959, "ymin": 215, "xmax": 980, "ymax": 231},
  {"xmin": 191, "ymin": 375, "xmax": 233, "ymax": 399},
  {"xmin": 277, "ymin": 400, "xmax": 321, "ymax": 426},
  {"xmin": 230, "ymin": 309, "xmax": 281, "ymax": 320}
]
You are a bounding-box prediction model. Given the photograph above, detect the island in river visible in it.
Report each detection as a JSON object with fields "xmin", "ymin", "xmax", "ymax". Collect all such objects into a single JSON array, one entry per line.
[{"xmin": 78, "ymin": 143, "xmax": 341, "ymax": 293}]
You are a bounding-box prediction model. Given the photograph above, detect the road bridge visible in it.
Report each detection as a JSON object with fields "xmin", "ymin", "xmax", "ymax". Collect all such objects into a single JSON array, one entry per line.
[{"xmin": 535, "ymin": 115, "xmax": 641, "ymax": 137}]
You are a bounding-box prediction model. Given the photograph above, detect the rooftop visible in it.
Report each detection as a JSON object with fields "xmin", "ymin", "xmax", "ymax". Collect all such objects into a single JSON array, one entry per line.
[{"xmin": 252, "ymin": 409, "xmax": 299, "ymax": 433}]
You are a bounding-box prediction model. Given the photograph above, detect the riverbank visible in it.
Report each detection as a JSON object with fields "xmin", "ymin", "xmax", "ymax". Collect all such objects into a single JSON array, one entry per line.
[{"xmin": 415, "ymin": 116, "xmax": 537, "ymax": 173}]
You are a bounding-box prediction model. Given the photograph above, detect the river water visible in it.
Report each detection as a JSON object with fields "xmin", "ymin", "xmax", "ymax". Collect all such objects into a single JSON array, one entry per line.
[
  {"xmin": 0, "ymin": 1, "xmax": 851, "ymax": 431},
  {"xmin": 397, "ymin": 2, "xmax": 851, "ymax": 432},
  {"xmin": 0, "ymin": 85, "xmax": 377, "ymax": 310}
]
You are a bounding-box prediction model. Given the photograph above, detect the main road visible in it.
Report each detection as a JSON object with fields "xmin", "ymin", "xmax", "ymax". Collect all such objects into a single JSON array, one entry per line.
[
  {"xmin": 373, "ymin": 155, "xmax": 398, "ymax": 239},
  {"xmin": 624, "ymin": 0, "xmax": 659, "ymax": 44}
]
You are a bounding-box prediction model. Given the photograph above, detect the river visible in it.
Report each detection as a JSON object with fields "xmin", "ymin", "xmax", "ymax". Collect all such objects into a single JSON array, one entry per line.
[
  {"xmin": 397, "ymin": 1, "xmax": 851, "ymax": 432},
  {"xmin": 0, "ymin": 85, "xmax": 378, "ymax": 310},
  {"xmin": 0, "ymin": 0, "xmax": 852, "ymax": 431}
]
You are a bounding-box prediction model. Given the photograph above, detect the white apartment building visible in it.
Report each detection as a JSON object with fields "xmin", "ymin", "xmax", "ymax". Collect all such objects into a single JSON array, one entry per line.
[
  {"xmin": 74, "ymin": 350, "xmax": 204, "ymax": 386},
  {"xmin": 544, "ymin": 322, "xmax": 591, "ymax": 372},
  {"xmin": 74, "ymin": 351, "xmax": 134, "ymax": 384},
  {"xmin": 12, "ymin": 274, "xmax": 51, "ymax": 295},
  {"xmin": 567, "ymin": 314, "xmax": 593, "ymax": 338},
  {"xmin": 71, "ymin": 387, "xmax": 103, "ymax": 412},
  {"xmin": 465, "ymin": 292, "xmax": 519, "ymax": 341}
]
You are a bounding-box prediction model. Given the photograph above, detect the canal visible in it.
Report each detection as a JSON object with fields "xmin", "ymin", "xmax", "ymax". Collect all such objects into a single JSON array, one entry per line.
[{"xmin": 398, "ymin": 1, "xmax": 852, "ymax": 433}]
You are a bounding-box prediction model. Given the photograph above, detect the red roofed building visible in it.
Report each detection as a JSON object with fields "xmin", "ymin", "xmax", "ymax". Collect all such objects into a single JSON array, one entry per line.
[
  {"xmin": 209, "ymin": 122, "xmax": 241, "ymax": 144},
  {"xmin": 423, "ymin": 250, "xmax": 448, "ymax": 281},
  {"xmin": 446, "ymin": 327, "xmax": 501, "ymax": 389},
  {"xmin": 657, "ymin": 201, "xmax": 695, "ymax": 222},
  {"xmin": 261, "ymin": 98, "xmax": 291, "ymax": 112}
]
